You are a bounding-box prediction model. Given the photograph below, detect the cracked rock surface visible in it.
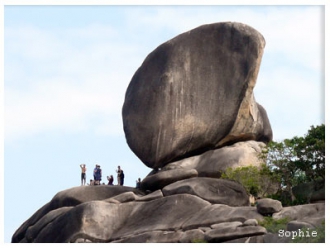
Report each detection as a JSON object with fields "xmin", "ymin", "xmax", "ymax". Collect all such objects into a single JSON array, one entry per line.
[
  {"xmin": 12, "ymin": 181, "xmax": 325, "ymax": 243},
  {"xmin": 12, "ymin": 183, "xmax": 266, "ymax": 243}
]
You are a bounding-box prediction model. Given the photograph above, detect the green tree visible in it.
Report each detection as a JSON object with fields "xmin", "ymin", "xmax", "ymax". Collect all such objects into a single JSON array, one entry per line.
[
  {"xmin": 263, "ymin": 140, "xmax": 300, "ymax": 201},
  {"xmin": 262, "ymin": 124, "xmax": 325, "ymax": 202},
  {"xmin": 221, "ymin": 164, "xmax": 280, "ymax": 197},
  {"xmin": 295, "ymin": 124, "xmax": 325, "ymax": 181}
]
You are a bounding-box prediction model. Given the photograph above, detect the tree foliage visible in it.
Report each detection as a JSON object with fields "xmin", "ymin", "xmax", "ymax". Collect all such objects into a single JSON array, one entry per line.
[
  {"xmin": 221, "ymin": 124, "xmax": 324, "ymax": 205},
  {"xmin": 262, "ymin": 124, "xmax": 325, "ymax": 201},
  {"xmin": 295, "ymin": 124, "xmax": 325, "ymax": 181},
  {"xmin": 221, "ymin": 164, "xmax": 280, "ymax": 197}
]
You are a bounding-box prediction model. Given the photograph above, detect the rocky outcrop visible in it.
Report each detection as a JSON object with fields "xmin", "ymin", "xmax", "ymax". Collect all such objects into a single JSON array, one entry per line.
[
  {"xmin": 141, "ymin": 168, "xmax": 198, "ymax": 191},
  {"xmin": 272, "ymin": 203, "xmax": 325, "ymax": 228},
  {"xmin": 205, "ymin": 225, "xmax": 267, "ymax": 242},
  {"xmin": 256, "ymin": 198, "xmax": 283, "ymax": 215},
  {"xmin": 12, "ymin": 186, "xmax": 267, "ymax": 243},
  {"xmin": 12, "ymin": 185, "xmax": 144, "ymax": 243},
  {"xmin": 161, "ymin": 141, "xmax": 266, "ymax": 178},
  {"xmin": 13, "ymin": 183, "xmax": 324, "ymax": 243},
  {"xmin": 286, "ymin": 221, "xmax": 315, "ymax": 231},
  {"xmin": 162, "ymin": 177, "xmax": 250, "ymax": 206},
  {"xmin": 16, "ymin": 22, "xmax": 321, "ymax": 243},
  {"xmin": 122, "ymin": 22, "xmax": 272, "ymax": 169}
]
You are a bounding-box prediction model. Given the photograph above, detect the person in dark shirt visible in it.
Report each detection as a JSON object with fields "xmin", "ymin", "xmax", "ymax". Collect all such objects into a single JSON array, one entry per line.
[
  {"xmin": 93, "ymin": 164, "xmax": 102, "ymax": 185},
  {"xmin": 136, "ymin": 178, "xmax": 141, "ymax": 189},
  {"xmin": 120, "ymin": 170, "xmax": 125, "ymax": 186},
  {"xmin": 107, "ymin": 175, "xmax": 114, "ymax": 185}
]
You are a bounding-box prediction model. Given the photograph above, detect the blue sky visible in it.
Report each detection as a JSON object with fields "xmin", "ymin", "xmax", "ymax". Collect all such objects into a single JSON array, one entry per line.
[{"xmin": 2, "ymin": 4, "xmax": 325, "ymax": 243}]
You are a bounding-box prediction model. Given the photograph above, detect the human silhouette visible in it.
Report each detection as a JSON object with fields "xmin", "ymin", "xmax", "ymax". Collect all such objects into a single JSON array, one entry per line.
[
  {"xmin": 120, "ymin": 170, "xmax": 125, "ymax": 186},
  {"xmin": 107, "ymin": 175, "xmax": 114, "ymax": 185},
  {"xmin": 93, "ymin": 164, "xmax": 102, "ymax": 185},
  {"xmin": 136, "ymin": 178, "xmax": 141, "ymax": 189},
  {"xmin": 116, "ymin": 165, "xmax": 122, "ymax": 185},
  {"xmin": 80, "ymin": 164, "xmax": 87, "ymax": 186}
]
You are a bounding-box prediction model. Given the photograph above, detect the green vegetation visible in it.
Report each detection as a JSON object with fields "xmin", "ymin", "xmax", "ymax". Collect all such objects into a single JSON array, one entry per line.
[
  {"xmin": 221, "ymin": 164, "xmax": 280, "ymax": 197},
  {"xmin": 221, "ymin": 124, "xmax": 325, "ymax": 206},
  {"xmin": 262, "ymin": 124, "xmax": 325, "ymax": 205},
  {"xmin": 258, "ymin": 217, "xmax": 290, "ymax": 233}
]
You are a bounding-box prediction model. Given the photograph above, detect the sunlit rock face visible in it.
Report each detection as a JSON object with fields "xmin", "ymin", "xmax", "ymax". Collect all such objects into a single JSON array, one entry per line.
[{"xmin": 122, "ymin": 22, "xmax": 272, "ymax": 169}]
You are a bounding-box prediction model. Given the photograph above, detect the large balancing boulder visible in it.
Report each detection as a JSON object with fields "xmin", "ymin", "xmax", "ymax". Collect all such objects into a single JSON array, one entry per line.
[{"xmin": 122, "ymin": 22, "xmax": 272, "ymax": 169}]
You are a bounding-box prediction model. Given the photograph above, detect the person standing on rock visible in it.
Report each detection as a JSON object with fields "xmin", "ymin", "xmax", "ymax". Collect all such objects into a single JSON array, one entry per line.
[
  {"xmin": 80, "ymin": 164, "xmax": 87, "ymax": 186},
  {"xmin": 136, "ymin": 178, "xmax": 141, "ymax": 189},
  {"xmin": 120, "ymin": 170, "xmax": 125, "ymax": 186},
  {"xmin": 94, "ymin": 164, "xmax": 102, "ymax": 185},
  {"xmin": 107, "ymin": 175, "xmax": 114, "ymax": 185},
  {"xmin": 116, "ymin": 165, "xmax": 122, "ymax": 185}
]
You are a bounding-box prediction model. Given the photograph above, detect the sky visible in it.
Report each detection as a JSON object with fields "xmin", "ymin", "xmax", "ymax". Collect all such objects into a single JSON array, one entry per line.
[{"xmin": 2, "ymin": 3, "xmax": 326, "ymax": 244}]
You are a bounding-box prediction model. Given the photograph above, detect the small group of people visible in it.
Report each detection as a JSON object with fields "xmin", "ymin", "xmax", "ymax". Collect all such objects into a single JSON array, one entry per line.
[{"xmin": 79, "ymin": 164, "xmax": 126, "ymax": 186}]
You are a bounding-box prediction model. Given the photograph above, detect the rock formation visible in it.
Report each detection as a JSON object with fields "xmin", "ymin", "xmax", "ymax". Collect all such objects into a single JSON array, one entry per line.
[
  {"xmin": 157, "ymin": 140, "xmax": 266, "ymax": 178},
  {"xmin": 122, "ymin": 22, "xmax": 272, "ymax": 169},
  {"xmin": 256, "ymin": 198, "xmax": 283, "ymax": 215},
  {"xmin": 12, "ymin": 22, "xmax": 324, "ymax": 243},
  {"xmin": 12, "ymin": 185, "xmax": 325, "ymax": 243}
]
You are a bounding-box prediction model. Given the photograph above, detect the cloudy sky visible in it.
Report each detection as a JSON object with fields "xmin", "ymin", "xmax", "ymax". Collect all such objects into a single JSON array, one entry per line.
[{"xmin": 2, "ymin": 3, "xmax": 325, "ymax": 243}]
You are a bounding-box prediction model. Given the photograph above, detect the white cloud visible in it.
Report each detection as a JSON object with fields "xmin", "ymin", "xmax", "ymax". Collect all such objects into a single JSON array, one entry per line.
[
  {"xmin": 5, "ymin": 24, "xmax": 137, "ymax": 142},
  {"xmin": 5, "ymin": 6, "xmax": 324, "ymax": 144},
  {"xmin": 5, "ymin": 73, "xmax": 128, "ymax": 142}
]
